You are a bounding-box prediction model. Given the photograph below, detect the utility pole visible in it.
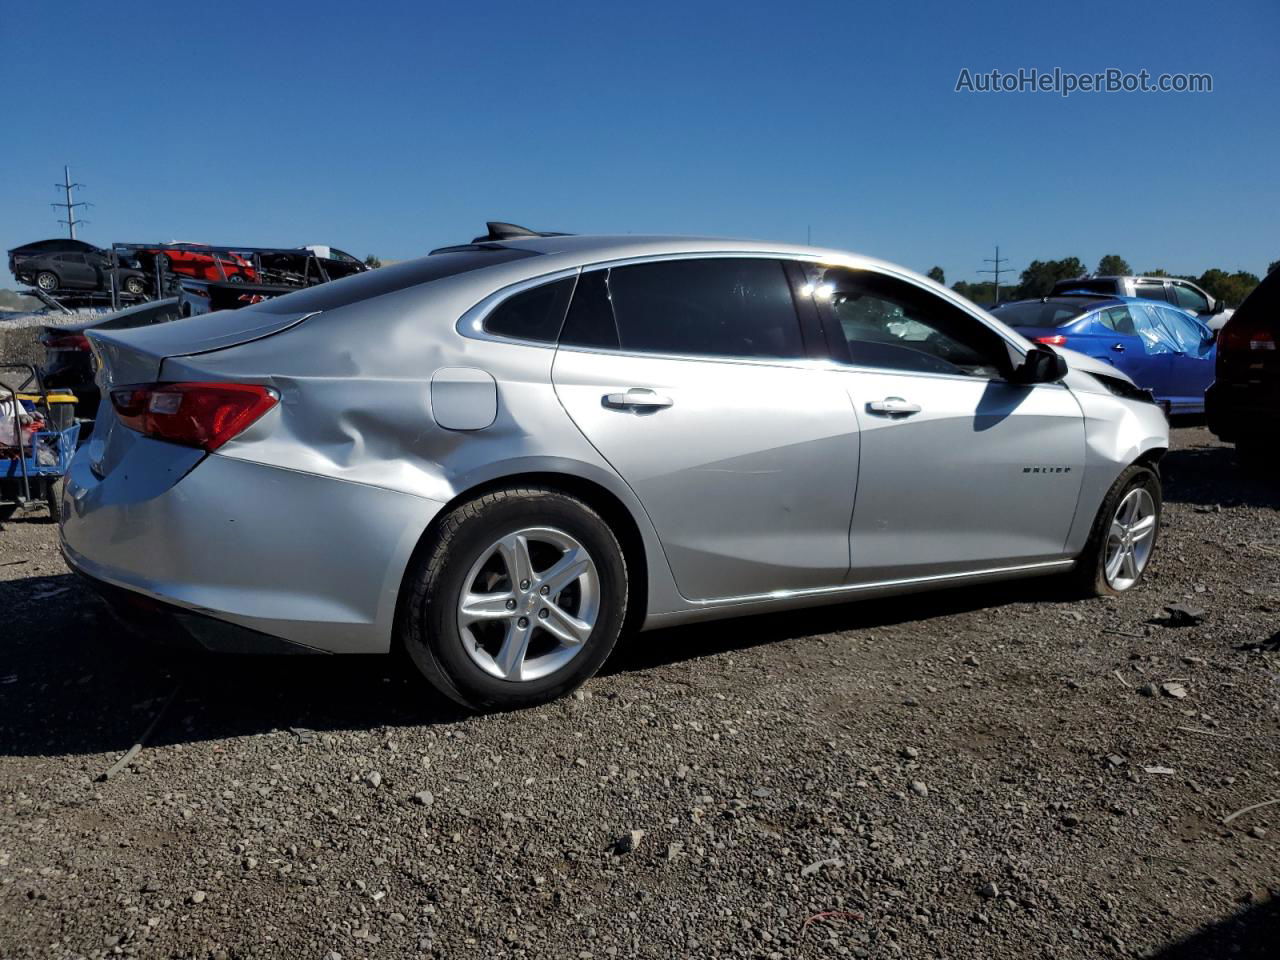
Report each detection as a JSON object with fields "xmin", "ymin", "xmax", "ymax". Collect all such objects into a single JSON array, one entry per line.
[
  {"xmin": 978, "ymin": 244, "xmax": 1013, "ymax": 303},
  {"xmin": 52, "ymin": 165, "xmax": 90, "ymax": 239}
]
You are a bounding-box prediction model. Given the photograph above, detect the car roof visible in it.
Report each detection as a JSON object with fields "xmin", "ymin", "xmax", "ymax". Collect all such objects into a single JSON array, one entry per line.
[
  {"xmin": 996, "ymin": 294, "xmax": 1125, "ymax": 309},
  {"xmin": 451, "ymin": 232, "xmax": 906, "ymax": 270}
]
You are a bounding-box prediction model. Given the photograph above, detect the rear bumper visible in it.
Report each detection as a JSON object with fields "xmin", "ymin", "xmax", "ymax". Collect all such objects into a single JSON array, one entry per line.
[
  {"xmin": 59, "ymin": 442, "xmax": 444, "ymax": 654},
  {"xmin": 71, "ymin": 562, "xmax": 322, "ymax": 654},
  {"xmin": 1206, "ymin": 381, "xmax": 1280, "ymax": 441}
]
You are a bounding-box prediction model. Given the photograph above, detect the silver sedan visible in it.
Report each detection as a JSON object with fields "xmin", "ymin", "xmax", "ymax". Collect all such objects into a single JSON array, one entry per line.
[{"xmin": 60, "ymin": 227, "xmax": 1169, "ymax": 709}]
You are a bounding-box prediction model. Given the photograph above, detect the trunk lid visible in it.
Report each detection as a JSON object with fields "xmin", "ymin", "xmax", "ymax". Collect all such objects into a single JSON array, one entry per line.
[{"xmin": 85, "ymin": 307, "xmax": 316, "ymax": 477}]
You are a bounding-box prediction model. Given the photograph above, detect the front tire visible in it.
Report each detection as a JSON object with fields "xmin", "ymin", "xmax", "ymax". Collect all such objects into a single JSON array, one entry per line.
[
  {"xmin": 1072, "ymin": 464, "xmax": 1161, "ymax": 596},
  {"xmin": 402, "ymin": 487, "xmax": 628, "ymax": 711},
  {"xmin": 124, "ymin": 276, "xmax": 146, "ymax": 295}
]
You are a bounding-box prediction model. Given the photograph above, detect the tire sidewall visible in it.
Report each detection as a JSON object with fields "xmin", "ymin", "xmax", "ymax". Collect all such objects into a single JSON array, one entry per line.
[
  {"xmin": 1089, "ymin": 465, "xmax": 1161, "ymax": 595},
  {"xmin": 410, "ymin": 492, "xmax": 627, "ymax": 709}
]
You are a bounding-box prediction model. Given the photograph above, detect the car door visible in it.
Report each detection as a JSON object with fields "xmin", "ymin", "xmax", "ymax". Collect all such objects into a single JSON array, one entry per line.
[
  {"xmin": 1091, "ymin": 304, "xmax": 1157, "ymax": 388},
  {"xmin": 551, "ymin": 257, "xmax": 860, "ymax": 601},
  {"xmin": 1128, "ymin": 303, "xmax": 1181, "ymax": 401},
  {"xmin": 1169, "ymin": 281, "xmax": 1214, "ymax": 326},
  {"xmin": 810, "ymin": 266, "xmax": 1085, "ymax": 583},
  {"xmin": 1154, "ymin": 305, "xmax": 1215, "ymax": 411},
  {"xmin": 55, "ymin": 253, "xmax": 97, "ymax": 289}
]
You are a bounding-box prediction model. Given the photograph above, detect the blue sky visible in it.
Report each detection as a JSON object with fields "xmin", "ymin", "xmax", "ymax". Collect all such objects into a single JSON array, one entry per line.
[{"xmin": 2, "ymin": 0, "xmax": 1275, "ymax": 284}]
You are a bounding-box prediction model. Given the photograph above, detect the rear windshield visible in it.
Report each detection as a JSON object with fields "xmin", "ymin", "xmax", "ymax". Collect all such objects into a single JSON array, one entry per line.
[
  {"xmin": 1051, "ymin": 278, "xmax": 1117, "ymax": 295},
  {"xmin": 254, "ymin": 247, "xmax": 539, "ymax": 314},
  {"xmin": 990, "ymin": 301, "xmax": 1091, "ymax": 328}
]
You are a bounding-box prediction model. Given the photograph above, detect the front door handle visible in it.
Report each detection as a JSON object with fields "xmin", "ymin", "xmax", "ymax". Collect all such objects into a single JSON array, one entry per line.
[
  {"xmin": 603, "ymin": 388, "xmax": 674, "ymax": 410},
  {"xmin": 866, "ymin": 396, "xmax": 921, "ymax": 416},
  {"xmin": 1111, "ymin": 343, "xmax": 1126, "ymax": 352}
]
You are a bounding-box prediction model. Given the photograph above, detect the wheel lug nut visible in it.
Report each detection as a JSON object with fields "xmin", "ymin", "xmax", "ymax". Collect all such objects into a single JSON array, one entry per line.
[
  {"xmin": 505, "ymin": 599, "xmax": 516, "ymax": 610},
  {"xmin": 520, "ymin": 580, "xmax": 531, "ymax": 590},
  {"xmin": 538, "ymin": 608, "xmax": 549, "ymax": 619},
  {"xmin": 517, "ymin": 617, "xmax": 529, "ymax": 628},
  {"xmin": 540, "ymin": 585, "xmax": 550, "ymax": 595}
]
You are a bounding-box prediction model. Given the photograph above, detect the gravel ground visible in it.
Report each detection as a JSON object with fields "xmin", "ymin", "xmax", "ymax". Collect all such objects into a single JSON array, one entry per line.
[{"xmin": 1, "ymin": 425, "xmax": 1276, "ymax": 960}]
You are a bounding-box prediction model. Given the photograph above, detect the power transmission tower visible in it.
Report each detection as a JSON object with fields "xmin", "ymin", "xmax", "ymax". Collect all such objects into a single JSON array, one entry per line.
[
  {"xmin": 52, "ymin": 165, "xmax": 90, "ymax": 239},
  {"xmin": 978, "ymin": 245, "xmax": 1014, "ymax": 303}
]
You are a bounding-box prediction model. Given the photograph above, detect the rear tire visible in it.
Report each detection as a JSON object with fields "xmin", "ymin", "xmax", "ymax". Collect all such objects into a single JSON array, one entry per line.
[
  {"xmin": 1071, "ymin": 464, "xmax": 1161, "ymax": 597},
  {"xmin": 401, "ymin": 487, "xmax": 629, "ymax": 711},
  {"xmin": 35, "ymin": 271, "xmax": 59, "ymax": 292},
  {"xmin": 45, "ymin": 479, "xmax": 63, "ymax": 523}
]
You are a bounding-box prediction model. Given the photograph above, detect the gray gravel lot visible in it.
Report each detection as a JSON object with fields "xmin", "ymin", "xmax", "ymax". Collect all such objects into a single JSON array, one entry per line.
[{"xmin": 1, "ymin": 425, "xmax": 1277, "ymax": 959}]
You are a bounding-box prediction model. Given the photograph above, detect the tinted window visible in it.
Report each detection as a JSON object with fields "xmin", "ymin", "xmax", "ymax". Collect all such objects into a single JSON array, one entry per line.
[
  {"xmin": 1130, "ymin": 304, "xmax": 1177, "ymax": 355},
  {"xmin": 559, "ymin": 270, "xmax": 619, "ymax": 349},
  {"xmin": 483, "ymin": 277, "xmax": 574, "ymax": 342},
  {"xmin": 1052, "ymin": 278, "xmax": 1118, "ymax": 295},
  {"xmin": 1096, "ymin": 306, "xmax": 1138, "ymax": 335},
  {"xmin": 1134, "ymin": 281, "xmax": 1168, "ymax": 304},
  {"xmin": 821, "ymin": 268, "xmax": 1008, "ymax": 378},
  {"xmin": 1171, "ymin": 283, "xmax": 1209, "ymax": 313},
  {"xmin": 991, "ymin": 300, "xmax": 1090, "ymax": 328},
  {"xmin": 606, "ymin": 258, "xmax": 803, "ymax": 359},
  {"xmin": 255, "ymin": 247, "xmax": 540, "ymax": 314}
]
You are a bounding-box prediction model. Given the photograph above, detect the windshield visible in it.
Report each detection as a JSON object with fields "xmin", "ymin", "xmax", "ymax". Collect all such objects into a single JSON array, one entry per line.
[{"xmin": 991, "ymin": 300, "xmax": 1092, "ymax": 328}]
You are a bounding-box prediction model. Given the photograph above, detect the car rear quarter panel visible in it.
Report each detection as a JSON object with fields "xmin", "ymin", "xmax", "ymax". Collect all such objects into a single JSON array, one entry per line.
[{"xmin": 157, "ymin": 272, "xmax": 686, "ymax": 629}]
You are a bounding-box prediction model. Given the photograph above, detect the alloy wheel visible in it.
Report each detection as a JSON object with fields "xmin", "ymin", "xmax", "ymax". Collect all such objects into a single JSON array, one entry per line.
[
  {"xmin": 1103, "ymin": 487, "xmax": 1157, "ymax": 590},
  {"xmin": 456, "ymin": 526, "xmax": 600, "ymax": 682}
]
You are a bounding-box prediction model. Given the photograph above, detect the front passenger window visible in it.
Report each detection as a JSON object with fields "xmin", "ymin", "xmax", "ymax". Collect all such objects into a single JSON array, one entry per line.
[{"xmin": 819, "ymin": 269, "xmax": 1009, "ymax": 379}]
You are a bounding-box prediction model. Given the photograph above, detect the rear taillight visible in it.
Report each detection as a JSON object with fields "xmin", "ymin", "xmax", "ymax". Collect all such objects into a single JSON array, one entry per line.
[
  {"xmin": 42, "ymin": 333, "xmax": 91, "ymax": 351},
  {"xmin": 1035, "ymin": 335, "xmax": 1068, "ymax": 346},
  {"xmin": 1219, "ymin": 320, "xmax": 1275, "ymax": 354},
  {"xmin": 109, "ymin": 382, "xmax": 278, "ymax": 452}
]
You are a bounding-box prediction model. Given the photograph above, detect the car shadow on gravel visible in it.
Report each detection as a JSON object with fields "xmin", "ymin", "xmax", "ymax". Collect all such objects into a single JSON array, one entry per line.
[
  {"xmin": 605, "ymin": 577, "xmax": 1067, "ymax": 675},
  {"xmin": 1160, "ymin": 443, "xmax": 1280, "ymax": 509},
  {"xmin": 0, "ymin": 569, "xmax": 1070, "ymax": 759},
  {"xmin": 1149, "ymin": 895, "xmax": 1280, "ymax": 959},
  {"xmin": 0, "ymin": 571, "xmax": 469, "ymax": 760}
]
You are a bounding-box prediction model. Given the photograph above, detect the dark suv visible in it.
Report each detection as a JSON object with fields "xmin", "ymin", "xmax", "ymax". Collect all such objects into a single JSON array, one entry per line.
[{"xmin": 1206, "ymin": 268, "xmax": 1278, "ymax": 467}]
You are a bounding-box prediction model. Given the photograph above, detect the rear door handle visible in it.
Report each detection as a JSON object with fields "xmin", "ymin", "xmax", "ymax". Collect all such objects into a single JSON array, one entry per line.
[
  {"xmin": 1111, "ymin": 343, "xmax": 1126, "ymax": 352},
  {"xmin": 866, "ymin": 396, "xmax": 921, "ymax": 416},
  {"xmin": 603, "ymin": 388, "xmax": 674, "ymax": 410}
]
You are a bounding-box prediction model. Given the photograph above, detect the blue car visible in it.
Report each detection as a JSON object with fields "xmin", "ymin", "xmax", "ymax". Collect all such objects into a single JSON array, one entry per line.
[{"xmin": 990, "ymin": 294, "xmax": 1216, "ymax": 414}]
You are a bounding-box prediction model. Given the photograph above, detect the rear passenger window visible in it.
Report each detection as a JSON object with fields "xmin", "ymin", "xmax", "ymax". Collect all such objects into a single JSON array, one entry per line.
[
  {"xmin": 483, "ymin": 277, "xmax": 574, "ymax": 342},
  {"xmin": 1134, "ymin": 282, "xmax": 1168, "ymax": 304},
  {"xmin": 559, "ymin": 270, "xmax": 619, "ymax": 350},
  {"xmin": 604, "ymin": 258, "xmax": 803, "ymax": 359},
  {"xmin": 1097, "ymin": 306, "xmax": 1137, "ymax": 335}
]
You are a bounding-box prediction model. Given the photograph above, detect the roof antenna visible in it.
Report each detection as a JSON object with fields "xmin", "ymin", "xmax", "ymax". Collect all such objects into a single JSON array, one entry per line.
[{"xmin": 475, "ymin": 221, "xmax": 543, "ymax": 242}]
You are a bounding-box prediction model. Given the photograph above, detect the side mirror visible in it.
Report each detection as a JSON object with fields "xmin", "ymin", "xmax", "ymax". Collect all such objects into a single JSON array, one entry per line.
[
  {"xmin": 1211, "ymin": 299, "xmax": 1226, "ymax": 315},
  {"xmin": 1014, "ymin": 345, "xmax": 1068, "ymax": 384}
]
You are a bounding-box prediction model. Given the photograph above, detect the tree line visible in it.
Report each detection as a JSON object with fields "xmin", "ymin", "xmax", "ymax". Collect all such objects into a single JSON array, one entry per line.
[{"xmin": 927, "ymin": 256, "xmax": 1278, "ymax": 307}]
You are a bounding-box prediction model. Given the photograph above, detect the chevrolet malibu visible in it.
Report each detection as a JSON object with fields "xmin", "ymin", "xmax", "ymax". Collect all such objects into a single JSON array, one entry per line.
[{"xmin": 61, "ymin": 227, "xmax": 1170, "ymax": 710}]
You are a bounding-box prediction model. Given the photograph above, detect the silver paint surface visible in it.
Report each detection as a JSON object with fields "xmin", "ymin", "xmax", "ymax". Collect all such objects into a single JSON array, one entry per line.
[{"xmin": 63, "ymin": 235, "xmax": 1170, "ymax": 653}]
